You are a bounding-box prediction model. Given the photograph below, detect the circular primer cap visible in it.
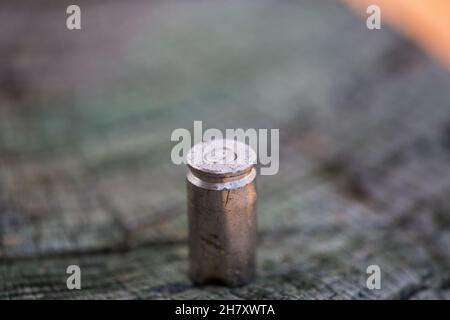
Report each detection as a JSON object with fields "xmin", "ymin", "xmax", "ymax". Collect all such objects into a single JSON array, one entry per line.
[{"xmin": 186, "ymin": 139, "xmax": 257, "ymax": 178}]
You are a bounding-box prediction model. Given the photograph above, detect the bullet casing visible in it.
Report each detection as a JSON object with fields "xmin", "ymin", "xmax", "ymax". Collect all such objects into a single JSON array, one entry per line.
[{"xmin": 186, "ymin": 140, "xmax": 257, "ymax": 286}]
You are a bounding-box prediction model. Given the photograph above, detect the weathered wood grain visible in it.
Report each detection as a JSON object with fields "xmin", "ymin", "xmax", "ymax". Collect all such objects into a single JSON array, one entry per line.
[{"xmin": 0, "ymin": 0, "xmax": 449, "ymax": 299}]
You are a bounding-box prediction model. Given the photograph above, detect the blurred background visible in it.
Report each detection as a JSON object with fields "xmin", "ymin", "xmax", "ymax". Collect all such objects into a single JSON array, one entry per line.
[{"xmin": 0, "ymin": 0, "xmax": 449, "ymax": 299}]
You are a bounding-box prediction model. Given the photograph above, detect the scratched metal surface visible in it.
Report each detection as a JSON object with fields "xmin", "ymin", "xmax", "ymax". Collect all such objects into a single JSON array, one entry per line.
[{"xmin": 0, "ymin": 0, "xmax": 449, "ymax": 299}]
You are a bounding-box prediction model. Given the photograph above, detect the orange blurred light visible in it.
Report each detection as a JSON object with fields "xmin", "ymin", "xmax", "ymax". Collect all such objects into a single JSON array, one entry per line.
[{"xmin": 344, "ymin": 0, "xmax": 450, "ymax": 70}]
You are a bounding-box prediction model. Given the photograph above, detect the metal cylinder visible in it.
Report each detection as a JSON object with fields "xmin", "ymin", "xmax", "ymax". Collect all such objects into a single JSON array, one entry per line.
[{"xmin": 186, "ymin": 139, "xmax": 257, "ymax": 287}]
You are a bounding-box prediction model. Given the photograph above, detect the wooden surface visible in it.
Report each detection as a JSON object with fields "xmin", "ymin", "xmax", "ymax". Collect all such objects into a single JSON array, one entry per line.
[{"xmin": 0, "ymin": 0, "xmax": 449, "ymax": 299}]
